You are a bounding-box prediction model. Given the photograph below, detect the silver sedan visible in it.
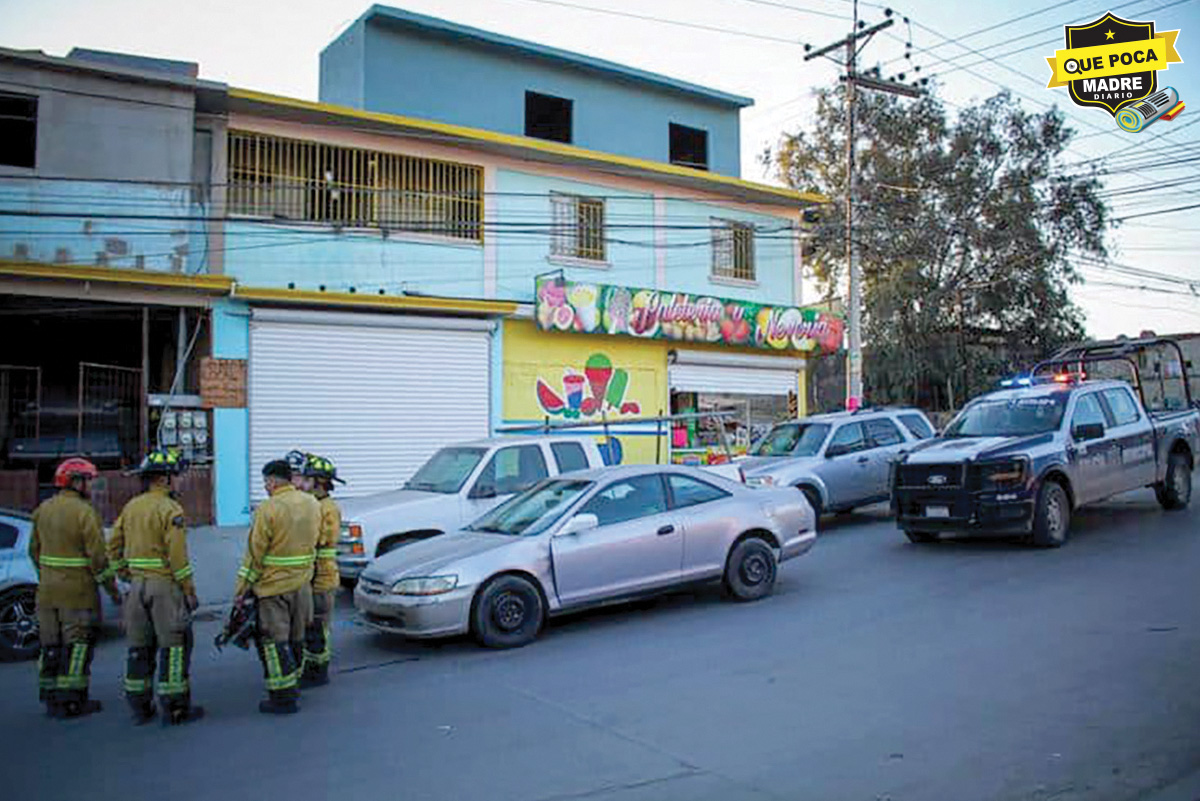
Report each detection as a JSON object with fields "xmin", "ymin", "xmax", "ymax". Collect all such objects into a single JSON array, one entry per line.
[{"xmin": 354, "ymin": 465, "xmax": 816, "ymax": 648}]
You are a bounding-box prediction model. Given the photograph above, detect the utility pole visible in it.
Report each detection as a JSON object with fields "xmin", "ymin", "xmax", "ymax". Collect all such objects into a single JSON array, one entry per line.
[{"xmin": 804, "ymin": 3, "xmax": 921, "ymax": 410}]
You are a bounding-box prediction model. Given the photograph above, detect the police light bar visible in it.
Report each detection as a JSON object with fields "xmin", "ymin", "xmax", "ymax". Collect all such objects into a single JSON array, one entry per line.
[
  {"xmin": 999, "ymin": 375, "xmax": 1035, "ymax": 388},
  {"xmin": 1052, "ymin": 371, "xmax": 1086, "ymax": 383}
]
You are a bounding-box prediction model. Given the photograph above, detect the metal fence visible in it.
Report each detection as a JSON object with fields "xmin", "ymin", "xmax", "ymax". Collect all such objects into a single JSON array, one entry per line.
[{"xmin": 78, "ymin": 362, "xmax": 142, "ymax": 466}]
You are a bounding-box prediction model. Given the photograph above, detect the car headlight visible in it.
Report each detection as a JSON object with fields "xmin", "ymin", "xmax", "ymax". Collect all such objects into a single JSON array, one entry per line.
[
  {"xmin": 976, "ymin": 459, "xmax": 1027, "ymax": 488},
  {"xmin": 339, "ymin": 523, "xmax": 364, "ymax": 556},
  {"xmin": 391, "ymin": 575, "xmax": 459, "ymax": 596}
]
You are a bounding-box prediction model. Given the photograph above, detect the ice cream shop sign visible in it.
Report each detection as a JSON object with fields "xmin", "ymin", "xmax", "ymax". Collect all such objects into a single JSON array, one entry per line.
[{"xmin": 535, "ymin": 278, "xmax": 843, "ymax": 355}]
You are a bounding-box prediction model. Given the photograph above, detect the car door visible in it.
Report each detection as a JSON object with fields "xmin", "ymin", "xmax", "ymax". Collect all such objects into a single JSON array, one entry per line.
[
  {"xmin": 819, "ymin": 422, "xmax": 872, "ymax": 508},
  {"xmin": 550, "ymin": 474, "xmax": 682, "ymax": 606},
  {"xmin": 461, "ymin": 445, "xmax": 550, "ymax": 525},
  {"xmin": 864, "ymin": 417, "xmax": 909, "ymax": 498},
  {"xmin": 666, "ymin": 473, "xmax": 736, "ymax": 580},
  {"xmin": 1101, "ymin": 386, "xmax": 1157, "ymax": 492},
  {"xmin": 1066, "ymin": 391, "xmax": 1115, "ymax": 504}
]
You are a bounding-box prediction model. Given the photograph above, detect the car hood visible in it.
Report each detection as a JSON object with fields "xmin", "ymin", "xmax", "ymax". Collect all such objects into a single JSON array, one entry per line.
[
  {"xmin": 740, "ymin": 455, "xmax": 822, "ymax": 475},
  {"xmin": 906, "ymin": 434, "xmax": 1054, "ymax": 464},
  {"xmin": 338, "ymin": 489, "xmax": 447, "ymax": 521},
  {"xmin": 362, "ymin": 531, "xmax": 511, "ymax": 581}
]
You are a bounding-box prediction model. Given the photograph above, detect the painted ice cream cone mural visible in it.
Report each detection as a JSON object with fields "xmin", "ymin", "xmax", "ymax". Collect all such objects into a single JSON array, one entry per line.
[{"xmin": 535, "ymin": 352, "xmax": 642, "ymax": 420}]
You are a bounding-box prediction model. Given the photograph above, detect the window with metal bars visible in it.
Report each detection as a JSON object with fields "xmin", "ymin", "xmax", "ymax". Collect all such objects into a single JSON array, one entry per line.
[
  {"xmin": 550, "ymin": 193, "xmax": 606, "ymax": 262},
  {"xmin": 226, "ymin": 130, "xmax": 484, "ymax": 241},
  {"xmin": 0, "ymin": 92, "xmax": 37, "ymax": 168},
  {"xmin": 711, "ymin": 219, "xmax": 755, "ymax": 282}
]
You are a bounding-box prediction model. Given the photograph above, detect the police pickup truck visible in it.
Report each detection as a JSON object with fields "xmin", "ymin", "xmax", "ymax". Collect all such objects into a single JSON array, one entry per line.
[{"xmin": 892, "ymin": 338, "xmax": 1199, "ymax": 547}]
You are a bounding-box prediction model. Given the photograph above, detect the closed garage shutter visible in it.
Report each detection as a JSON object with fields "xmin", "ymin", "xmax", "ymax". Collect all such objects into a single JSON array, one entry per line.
[
  {"xmin": 669, "ymin": 350, "xmax": 803, "ymax": 396},
  {"xmin": 249, "ymin": 310, "xmax": 491, "ymax": 501}
]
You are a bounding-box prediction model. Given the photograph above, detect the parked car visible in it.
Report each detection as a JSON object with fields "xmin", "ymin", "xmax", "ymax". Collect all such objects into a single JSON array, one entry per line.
[
  {"xmin": 0, "ymin": 508, "xmax": 121, "ymax": 661},
  {"xmin": 892, "ymin": 374, "xmax": 1199, "ymax": 546},
  {"xmin": 739, "ymin": 407, "xmax": 937, "ymax": 517},
  {"xmin": 338, "ymin": 435, "xmax": 608, "ymax": 582},
  {"xmin": 354, "ymin": 464, "xmax": 816, "ymax": 648},
  {"xmin": 0, "ymin": 510, "xmax": 38, "ymax": 660}
]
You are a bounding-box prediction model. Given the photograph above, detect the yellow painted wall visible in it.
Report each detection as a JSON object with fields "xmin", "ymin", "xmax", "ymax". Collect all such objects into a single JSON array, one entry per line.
[{"xmin": 503, "ymin": 320, "xmax": 669, "ymax": 465}]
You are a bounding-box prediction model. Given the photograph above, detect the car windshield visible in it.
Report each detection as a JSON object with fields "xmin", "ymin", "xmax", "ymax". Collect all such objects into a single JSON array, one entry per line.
[
  {"xmin": 403, "ymin": 447, "xmax": 486, "ymax": 493},
  {"xmin": 752, "ymin": 423, "xmax": 831, "ymax": 457},
  {"xmin": 943, "ymin": 394, "xmax": 1069, "ymax": 437},
  {"xmin": 467, "ymin": 479, "xmax": 594, "ymax": 536}
]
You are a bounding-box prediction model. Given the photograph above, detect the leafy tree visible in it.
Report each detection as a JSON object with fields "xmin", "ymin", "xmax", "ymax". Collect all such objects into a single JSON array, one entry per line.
[{"xmin": 766, "ymin": 87, "xmax": 1108, "ymax": 410}]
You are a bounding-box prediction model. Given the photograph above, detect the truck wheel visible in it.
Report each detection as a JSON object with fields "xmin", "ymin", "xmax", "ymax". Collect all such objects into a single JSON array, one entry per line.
[
  {"xmin": 471, "ymin": 575, "xmax": 544, "ymax": 649},
  {"xmin": 903, "ymin": 529, "xmax": 938, "ymax": 544},
  {"xmin": 1032, "ymin": 481, "xmax": 1071, "ymax": 548},
  {"xmin": 798, "ymin": 486, "xmax": 822, "ymax": 520},
  {"xmin": 1155, "ymin": 452, "xmax": 1192, "ymax": 511}
]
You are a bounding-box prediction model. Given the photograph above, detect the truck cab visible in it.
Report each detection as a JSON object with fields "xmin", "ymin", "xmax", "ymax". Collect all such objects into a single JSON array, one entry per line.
[
  {"xmin": 337, "ymin": 435, "xmax": 607, "ymax": 581},
  {"xmin": 893, "ymin": 351, "xmax": 1198, "ymax": 547}
]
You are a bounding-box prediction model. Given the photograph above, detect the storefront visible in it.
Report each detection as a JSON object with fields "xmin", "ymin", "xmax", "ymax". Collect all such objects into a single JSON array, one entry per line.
[{"xmin": 523, "ymin": 276, "xmax": 843, "ymax": 465}]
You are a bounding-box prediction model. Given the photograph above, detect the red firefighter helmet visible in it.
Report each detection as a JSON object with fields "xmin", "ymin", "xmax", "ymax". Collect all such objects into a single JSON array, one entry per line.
[{"xmin": 54, "ymin": 457, "xmax": 99, "ymax": 488}]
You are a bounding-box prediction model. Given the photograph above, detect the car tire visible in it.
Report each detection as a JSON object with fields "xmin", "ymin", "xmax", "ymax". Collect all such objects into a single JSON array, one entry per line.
[
  {"xmin": 0, "ymin": 586, "xmax": 40, "ymax": 662},
  {"xmin": 903, "ymin": 529, "xmax": 938, "ymax": 544},
  {"xmin": 1155, "ymin": 452, "xmax": 1192, "ymax": 511},
  {"xmin": 798, "ymin": 486, "xmax": 822, "ymax": 520},
  {"xmin": 723, "ymin": 537, "xmax": 778, "ymax": 602},
  {"xmin": 1032, "ymin": 481, "xmax": 1071, "ymax": 548},
  {"xmin": 471, "ymin": 575, "xmax": 544, "ymax": 649}
]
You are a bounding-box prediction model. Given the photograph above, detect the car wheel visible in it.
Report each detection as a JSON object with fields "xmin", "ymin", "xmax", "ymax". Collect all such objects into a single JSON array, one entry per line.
[
  {"xmin": 903, "ymin": 529, "xmax": 938, "ymax": 544},
  {"xmin": 723, "ymin": 537, "xmax": 778, "ymax": 602},
  {"xmin": 1155, "ymin": 452, "xmax": 1192, "ymax": 511},
  {"xmin": 471, "ymin": 575, "xmax": 544, "ymax": 649},
  {"xmin": 798, "ymin": 486, "xmax": 822, "ymax": 519},
  {"xmin": 0, "ymin": 586, "xmax": 40, "ymax": 662},
  {"xmin": 1032, "ymin": 481, "xmax": 1071, "ymax": 548}
]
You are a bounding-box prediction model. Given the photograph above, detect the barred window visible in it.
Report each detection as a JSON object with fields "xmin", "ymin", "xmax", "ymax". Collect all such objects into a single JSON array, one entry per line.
[
  {"xmin": 551, "ymin": 193, "xmax": 605, "ymax": 262},
  {"xmin": 226, "ymin": 131, "xmax": 483, "ymax": 241},
  {"xmin": 712, "ymin": 219, "xmax": 755, "ymax": 281}
]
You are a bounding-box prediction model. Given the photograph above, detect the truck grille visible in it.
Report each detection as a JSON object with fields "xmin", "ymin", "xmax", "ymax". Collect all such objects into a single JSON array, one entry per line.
[{"xmin": 898, "ymin": 464, "xmax": 964, "ymax": 488}]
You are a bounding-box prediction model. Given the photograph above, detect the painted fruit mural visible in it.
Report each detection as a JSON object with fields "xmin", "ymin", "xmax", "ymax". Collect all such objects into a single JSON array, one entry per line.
[{"xmin": 534, "ymin": 353, "xmax": 642, "ymax": 420}]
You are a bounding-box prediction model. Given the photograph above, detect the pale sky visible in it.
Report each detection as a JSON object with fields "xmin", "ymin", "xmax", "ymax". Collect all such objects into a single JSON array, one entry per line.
[{"xmin": 2, "ymin": 0, "xmax": 1198, "ymax": 339}]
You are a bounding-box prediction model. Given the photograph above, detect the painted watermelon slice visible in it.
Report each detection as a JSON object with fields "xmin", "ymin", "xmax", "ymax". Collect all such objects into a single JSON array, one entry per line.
[{"xmin": 536, "ymin": 379, "xmax": 565, "ymax": 413}]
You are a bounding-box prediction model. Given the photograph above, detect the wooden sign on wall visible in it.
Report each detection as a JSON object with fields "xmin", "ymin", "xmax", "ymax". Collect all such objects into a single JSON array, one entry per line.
[{"xmin": 200, "ymin": 358, "xmax": 247, "ymax": 408}]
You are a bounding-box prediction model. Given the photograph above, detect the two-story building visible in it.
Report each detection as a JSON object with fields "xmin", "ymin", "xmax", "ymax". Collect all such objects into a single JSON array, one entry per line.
[{"xmin": 0, "ymin": 5, "xmax": 836, "ymax": 526}]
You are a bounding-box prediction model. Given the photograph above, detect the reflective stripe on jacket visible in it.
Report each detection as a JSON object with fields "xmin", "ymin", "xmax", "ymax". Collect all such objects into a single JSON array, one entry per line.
[
  {"xmin": 235, "ymin": 484, "xmax": 320, "ymax": 598},
  {"xmin": 29, "ymin": 490, "xmax": 110, "ymax": 609},
  {"xmin": 312, "ymin": 493, "xmax": 341, "ymax": 593},
  {"xmin": 107, "ymin": 486, "xmax": 196, "ymax": 596}
]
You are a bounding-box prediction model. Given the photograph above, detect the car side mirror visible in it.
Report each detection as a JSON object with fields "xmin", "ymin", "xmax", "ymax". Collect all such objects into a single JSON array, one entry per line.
[
  {"xmin": 1072, "ymin": 422, "xmax": 1105, "ymax": 442},
  {"xmin": 558, "ymin": 513, "xmax": 599, "ymax": 536},
  {"xmin": 469, "ymin": 482, "xmax": 497, "ymax": 500}
]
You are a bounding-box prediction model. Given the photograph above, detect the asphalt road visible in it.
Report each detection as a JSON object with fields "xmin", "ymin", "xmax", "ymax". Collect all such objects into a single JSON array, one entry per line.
[{"xmin": 4, "ymin": 487, "xmax": 1199, "ymax": 801}]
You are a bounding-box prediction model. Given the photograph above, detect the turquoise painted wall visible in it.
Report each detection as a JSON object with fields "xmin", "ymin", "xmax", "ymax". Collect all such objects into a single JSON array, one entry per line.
[
  {"xmin": 321, "ymin": 16, "xmax": 743, "ymax": 176},
  {"xmin": 221, "ymin": 223, "xmax": 485, "ymax": 299},
  {"xmin": 662, "ymin": 198, "xmax": 796, "ymax": 304},
  {"xmin": 211, "ymin": 298, "xmax": 251, "ymax": 526}
]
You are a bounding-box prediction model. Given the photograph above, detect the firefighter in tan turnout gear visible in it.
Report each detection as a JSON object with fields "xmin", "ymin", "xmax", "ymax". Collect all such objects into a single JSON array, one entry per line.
[
  {"xmin": 235, "ymin": 459, "xmax": 321, "ymax": 714},
  {"xmin": 296, "ymin": 453, "xmax": 343, "ymax": 688},
  {"xmin": 30, "ymin": 457, "xmax": 120, "ymax": 718},
  {"xmin": 108, "ymin": 448, "xmax": 204, "ymax": 726}
]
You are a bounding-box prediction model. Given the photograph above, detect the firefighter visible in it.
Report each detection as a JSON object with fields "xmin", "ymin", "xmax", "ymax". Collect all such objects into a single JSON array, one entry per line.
[
  {"xmin": 297, "ymin": 453, "xmax": 343, "ymax": 688},
  {"xmin": 235, "ymin": 459, "xmax": 321, "ymax": 714},
  {"xmin": 108, "ymin": 448, "xmax": 204, "ymax": 726},
  {"xmin": 30, "ymin": 457, "xmax": 119, "ymax": 718}
]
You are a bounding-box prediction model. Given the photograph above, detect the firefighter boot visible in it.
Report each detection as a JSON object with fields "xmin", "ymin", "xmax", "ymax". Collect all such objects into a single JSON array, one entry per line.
[
  {"xmin": 258, "ymin": 640, "xmax": 300, "ymax": 714},
  {"xmin": 125, "ymin": 646, "xmax": 156, "ymax": 724},
  {"xmin": 57, "ymin": 640, "xmax": 100, "ymax": 718},
  {"xmin": 301, "ymin": 625, "xmax": 331, "ymax": 689},
  {"xmin": 160, "ymin": 696, "xmax": 205, "ymax": 726},
  {"xmin": 39, "ymin": 646, "xmax": 62, "ymax": 716}
]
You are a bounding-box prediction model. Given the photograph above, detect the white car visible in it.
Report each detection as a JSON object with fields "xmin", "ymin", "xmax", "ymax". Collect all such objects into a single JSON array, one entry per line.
[{"xmin": 338, "ymin": 435, "xmax": 609, "ymax": 582}]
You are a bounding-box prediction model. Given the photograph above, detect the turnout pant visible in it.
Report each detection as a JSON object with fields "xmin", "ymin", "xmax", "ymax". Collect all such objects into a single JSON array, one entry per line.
[
  {"xmin": 123, "ymin": 577, "xmax": 193, "ymax": 714},
  {"xmin": 302, "ymin": 589, "xmax": 335, "ymax": 681},
  {"xmin": 37, "ymin": 605, "xmax": 98, "ymax": 707},
  {"xmin": 256, "ymin": 586, "xmax": 312, "ymax": 704}
]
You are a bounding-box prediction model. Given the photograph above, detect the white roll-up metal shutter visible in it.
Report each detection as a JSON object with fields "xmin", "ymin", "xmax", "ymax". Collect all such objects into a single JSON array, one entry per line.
[
  {"xmin": 249, "ymin": 311, "xmax": 491, "ymax": 501},
  {"xmin": 668, "ymin": 349, "xmax": 803, "ymax": 396}
]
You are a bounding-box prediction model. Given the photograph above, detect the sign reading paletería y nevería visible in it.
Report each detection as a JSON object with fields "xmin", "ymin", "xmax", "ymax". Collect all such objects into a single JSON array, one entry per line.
[{"xmin": 535, "ymin": 277, "xmax": 844, "ymax": 355}]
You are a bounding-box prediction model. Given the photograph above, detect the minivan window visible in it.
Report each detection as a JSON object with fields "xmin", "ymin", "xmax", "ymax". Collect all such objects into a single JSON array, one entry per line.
[
  {"xmin": 752, "ymin": 423, "xmax": 831, "ymax": 457},
  {"xmin": 898, "ymin": 413, "xmax": 934, "ymax": 440},
  {"xmin": 865, "ymin": 418, "xmax": 904, "ymax": 447},
  {"xmin": 0, "ymin": 522, "xmax": 17, "ymax": 549},
  {"xmin": 826, "ymin": 423, "xmax": 867, "ymax": 455}
]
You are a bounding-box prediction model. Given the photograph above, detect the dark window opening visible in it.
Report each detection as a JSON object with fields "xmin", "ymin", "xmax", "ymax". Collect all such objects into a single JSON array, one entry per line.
[
  {"xmin": 0, "ymin": 92, "xmax": 38, "ymax": 168},
  {"xmin": 525, "ymin": 92, "xmax": 573, "ymax": 144},
  {"xmin": 669, "ymin": 123, "xmax": 708, "ymax": 170}
]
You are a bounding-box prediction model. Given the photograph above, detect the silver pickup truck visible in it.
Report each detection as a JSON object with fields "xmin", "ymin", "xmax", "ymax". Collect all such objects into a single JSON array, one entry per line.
[{"xmin": 893, "ymin": 338, "xmax": 1198, "ymax": 547}]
